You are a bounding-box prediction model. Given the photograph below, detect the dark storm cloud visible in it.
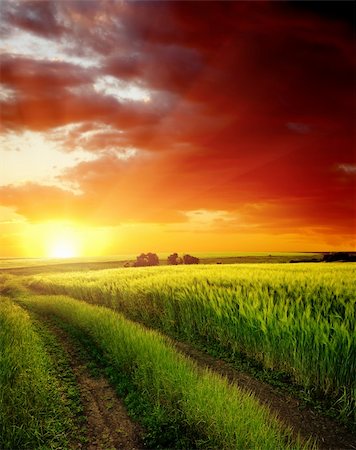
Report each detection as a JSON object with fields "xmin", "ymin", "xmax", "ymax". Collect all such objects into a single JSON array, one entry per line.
[
  {"xmin": 285, "ymin": 1, "xmax": 355, "ymax": 29},
  {"xmin": 0, "ymin": 55, "xmax": 96, "ymax": 93},
  {"xmin": 105, "ymin": 44, "xmax": 203, "ymax": 95},
  {"xmin": 1, "ymin": 0, "xmax": 65, "ymax": 38}
]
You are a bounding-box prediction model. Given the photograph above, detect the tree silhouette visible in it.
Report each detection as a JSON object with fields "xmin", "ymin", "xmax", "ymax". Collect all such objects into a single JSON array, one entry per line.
[
  {"xmin": 133, "ymin": 252, "xmax": 159, "ymax": 267},
  {"xmin": 323, "ymin": 252, "xmax": 355, "ymax": 262},
  {"xmin": 167, "ymin": 253, "xmax": 199, "ymax": 265},
  {"xmin": 167, "ymin": 252, "xmax": 181, "ymax": 265},
  {"xmin": 183, "ymin": 254, "xmax": 200, "ymax": 265},
  {"xmin": 147, "ymin": 252, "xmax": 159, "ymax": 266}
]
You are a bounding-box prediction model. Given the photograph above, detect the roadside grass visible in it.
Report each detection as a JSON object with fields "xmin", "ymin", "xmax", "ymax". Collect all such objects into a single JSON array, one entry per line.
[
  {"xmin": 29, "ymin": 313, "xmax": 87, "ymax": 445},
  {"xmin": 0, "ymin": 296, "xmax": 81, "ymax": 449},
  {"xmin": 39, "ymin": 315, "xmax": 166, "ymax": 448},
  {"xmin": 20, "ymin": 293, "xmax": 311, "ymax": 450}
]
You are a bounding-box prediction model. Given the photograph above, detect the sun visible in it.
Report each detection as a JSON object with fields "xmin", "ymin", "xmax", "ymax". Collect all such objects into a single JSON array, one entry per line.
[
  {"xmin": 43, "ymin": 223, "xmax": 83, "ymax": 259},
  {"xmin": 49, "ymin": 238, "xmax": 78, "ymax": 258},
  {"xmin": 41, "ymin": 222, "xmax": 108, "ymax": 259}
]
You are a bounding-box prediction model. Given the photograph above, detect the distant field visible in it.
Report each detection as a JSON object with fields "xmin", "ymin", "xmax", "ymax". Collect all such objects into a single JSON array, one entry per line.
[
  {"xmin": 0, "ymin": 255, "xmax": 132, "ymax": 269},
  {"xmin": 0, "ymin": 252, "xmax": 323, "ymax": 273}
]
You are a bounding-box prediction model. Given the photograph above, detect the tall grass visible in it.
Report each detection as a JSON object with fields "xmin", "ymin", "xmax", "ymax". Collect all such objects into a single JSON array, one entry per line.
[
  {"xmin": 21, "ymin": 293, "xmax": 307, "ymax": 449},
  {"xmin": 0, "ymin": 297, "xmax": 71, "ymax": 449},
  {"xmin": 30, "ymin": 263, "xmax": 356, "ymax": 422}
]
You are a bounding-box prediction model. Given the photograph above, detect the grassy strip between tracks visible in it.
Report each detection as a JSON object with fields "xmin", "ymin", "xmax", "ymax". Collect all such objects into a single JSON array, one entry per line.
[
  {"xmin": 19, "ymin": 293, "xmax": 311, "ymax": 450},
  {"xmin": 0, "ymin": 296, "xmax": 82, "ymax": 449}
]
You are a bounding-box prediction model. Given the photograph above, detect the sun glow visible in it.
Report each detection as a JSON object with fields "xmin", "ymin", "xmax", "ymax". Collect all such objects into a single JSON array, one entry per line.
[
  {"xmin": 38, "ymin": 222, "xmax": 112, "ymax": 259},
  {"xmin": 49, "ymin": 239, "xmax": 78, "ymax": 258},
  {"xmin": 44, "ymin": 225, "xmax": 81, "ymax": 259}
]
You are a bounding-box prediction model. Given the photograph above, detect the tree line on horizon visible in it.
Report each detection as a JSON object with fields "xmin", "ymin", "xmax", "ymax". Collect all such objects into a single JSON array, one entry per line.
[{"xmin": 126, "ymin": 252, "xmax": 200, "ymax": 267}]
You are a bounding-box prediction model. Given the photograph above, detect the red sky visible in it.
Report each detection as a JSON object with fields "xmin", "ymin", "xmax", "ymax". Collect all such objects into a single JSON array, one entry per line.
[{"xmin": 0, "ymin": 1, "xmax": 355, "ymax": 256}]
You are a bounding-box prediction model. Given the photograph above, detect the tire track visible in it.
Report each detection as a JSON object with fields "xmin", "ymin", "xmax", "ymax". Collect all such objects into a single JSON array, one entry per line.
[
  {"xmin": 172, "ymin": 340, "xmax": 356, "ymax": 450},
  {"xmin": 43, "ymin": 320, "xmax": 144, "ymax": 450}
]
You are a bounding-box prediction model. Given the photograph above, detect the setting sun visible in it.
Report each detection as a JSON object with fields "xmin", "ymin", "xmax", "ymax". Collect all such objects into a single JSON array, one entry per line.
[
  {"xmin": 44, "ymin": 225, "xmax": 82, "ymax": 259},
  {"xmin": 33, "ymin": 222, "xmax": 112, "ymax": 259},
  {"xmin": 49, "ymin": 239, "xmax": 77, "ymax": 258}
]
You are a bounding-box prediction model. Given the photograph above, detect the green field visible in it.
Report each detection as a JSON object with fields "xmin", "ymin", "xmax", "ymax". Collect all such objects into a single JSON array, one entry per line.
[{"xmin": 0, "ymin": 261, "xmax": 355, "ymax": 448}]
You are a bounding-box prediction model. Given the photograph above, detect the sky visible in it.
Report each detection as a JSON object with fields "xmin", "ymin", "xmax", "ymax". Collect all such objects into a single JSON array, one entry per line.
[{"xmin": 0, "ymin": 0, "xmax": 355, "ymax": 258}]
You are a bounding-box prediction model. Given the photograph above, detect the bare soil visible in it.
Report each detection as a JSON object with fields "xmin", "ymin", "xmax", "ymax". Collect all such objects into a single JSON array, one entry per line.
[
  {"xmin": 48, "ymin": 323, "xmax": 144, "ymax": 450},
  {"xmin": 173, "ymin": 340, "xmax": 356, "ymax": 450}
]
